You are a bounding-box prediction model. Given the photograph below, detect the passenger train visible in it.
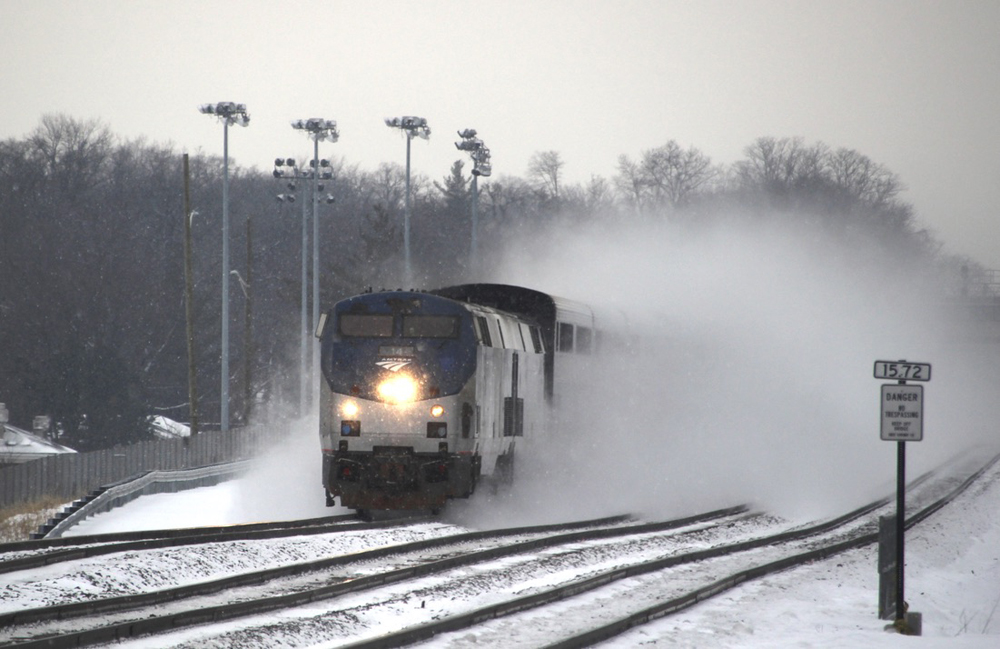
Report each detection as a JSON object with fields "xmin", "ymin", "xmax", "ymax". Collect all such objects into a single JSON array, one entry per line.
[{"xmin": 316, "ymin": 284, "xmax": 597, "ymax": 512}]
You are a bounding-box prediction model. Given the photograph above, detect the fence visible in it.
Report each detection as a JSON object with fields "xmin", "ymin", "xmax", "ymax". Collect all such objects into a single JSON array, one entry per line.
[{"xmin": 0, "ymin": 426, "xmax": 269, "ymax": 510}]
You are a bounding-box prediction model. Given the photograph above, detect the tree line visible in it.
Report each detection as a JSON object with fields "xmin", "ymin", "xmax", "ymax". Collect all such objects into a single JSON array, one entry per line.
[{"xmin": 0, "ymin": 115, "xmax": 971, "ymax": 450}]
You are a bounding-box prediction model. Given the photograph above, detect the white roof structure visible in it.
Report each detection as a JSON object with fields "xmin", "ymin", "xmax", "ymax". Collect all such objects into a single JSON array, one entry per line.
[
  {"xmin": 149, "ymin": 415, "xmax": 191, "ymax": 439},
  {"xmin": 0, "ymin": 423, "xmax": 77, "ymax": 465}
]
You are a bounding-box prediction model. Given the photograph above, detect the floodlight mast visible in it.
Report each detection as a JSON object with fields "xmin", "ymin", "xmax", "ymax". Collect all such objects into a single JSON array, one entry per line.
[
  {"xmin": 273, "ymin": 157, "xmax": 309, "ymax": 416},
  {"xmin": 198, "ymin": 101, "xmax": 249, "ymax": 434},
  {"xmin": 384, "ymin": 116, "xmax": 430, "ymax": 287},
  {"xmin": 291, "ymin": 118, "xmax": 339, "ymax": 414},
  {"xmin": 455, "ymin": 129, "xmax": 491, "ymax": 275}
]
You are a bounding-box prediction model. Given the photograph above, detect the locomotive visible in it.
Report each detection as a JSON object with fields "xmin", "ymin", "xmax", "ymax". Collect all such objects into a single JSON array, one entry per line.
[{"xmin": 316, "ymin": 283, "xmax": 596, "ymax": 512}]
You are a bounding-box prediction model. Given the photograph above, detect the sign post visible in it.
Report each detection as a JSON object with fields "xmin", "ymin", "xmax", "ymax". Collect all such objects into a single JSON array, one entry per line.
[{"xmin": 874, "ymin": 360, "xmax": 929, "ymax": 635}]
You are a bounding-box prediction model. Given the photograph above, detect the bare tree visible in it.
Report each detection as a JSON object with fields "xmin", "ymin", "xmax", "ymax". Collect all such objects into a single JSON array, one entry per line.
[
  {"xmin": 583, "ymin": 175, "xmax": 616, "ymax": 214},
  {"xmin": 482, "ymin": 174, "xmax": 536, "ymax": 225},
  {"xmin": 614, "ymin": 154, "xmax": 645, "ymax": 212},
  {"xmin": 639, "ymin": 140, "xmax": 719, "ymax": 208},
  {"xmin": 527, "ymin": 150, "xmax": 564, "ymax": 199},
  {"xmin": 364, "ymin": 162, "xmax": 406, "ymax": 212},
  {"xmin": 29, "ymin": 114, "xmax": 114, "ymax": 201},
  {"xmin": 827, "ymin": 147, "xmax": 904, "ymax": 207},
  {"xmin": 734, "ymin": 136, "xmax": 827, "ymax": 191}
]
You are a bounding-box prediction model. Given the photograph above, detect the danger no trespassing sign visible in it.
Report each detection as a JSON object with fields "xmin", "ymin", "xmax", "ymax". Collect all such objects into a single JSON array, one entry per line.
[{"xmin": 880, "ymin": 384, "xmax": 923, "ymax": 442}]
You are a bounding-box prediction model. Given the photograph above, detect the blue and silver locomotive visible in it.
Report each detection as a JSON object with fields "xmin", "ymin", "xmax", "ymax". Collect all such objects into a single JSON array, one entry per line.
[{"xmin": 316, "ymin": 284, "xmax": 596, "ymax": 512}]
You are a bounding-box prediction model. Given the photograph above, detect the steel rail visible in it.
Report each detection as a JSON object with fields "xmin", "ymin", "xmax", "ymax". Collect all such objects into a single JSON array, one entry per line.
[
  {"xmin": 0, "ymin": 514, "xmax": 423, "ymax": 576},
  {"xmin": 542, "ymin": 450, "xmax": 1000, "ymax": 648},
  {"xmin": 7, "ymin": 452, "xmax": 981, "ymax": 648},
  {"xmin": 0, "ymin": 511, "xmax": 745, "ymax": 647},
  {"xmin": 337, "ymin": 457, "xmax": 989, "ymax": 649},
  {"xmin": 0, "ymin": 513, "xmax": 361, "ymax": 555}
]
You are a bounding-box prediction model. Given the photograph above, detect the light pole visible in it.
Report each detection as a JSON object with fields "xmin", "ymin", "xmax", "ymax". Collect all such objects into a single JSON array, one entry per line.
[
  {"xmin": 455, "ymin": 129, "xmax": 491, "ymax": 274},
  {"xmin": 273, "ymin": 156, "xmax": 336, "ymax": 417},
  {"xmin": 384, "ymin": 116, "xmax": 430, "ymax": 287},
  {"xmin": 199, "ymin": 101, "xmax": 249, "ymax": 433},
  {"xmin": 292, "ymin": 119, "xmax": 339, "ymax": 414},
  {"xmin": 273, "ymin": 158, "xmax": 309, "ymax": 417}
]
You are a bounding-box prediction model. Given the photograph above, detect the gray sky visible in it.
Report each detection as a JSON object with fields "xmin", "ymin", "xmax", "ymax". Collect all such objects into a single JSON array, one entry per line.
[{"xmin": 3, "ymin": 0, "xmax": 998, "ymax": 268}]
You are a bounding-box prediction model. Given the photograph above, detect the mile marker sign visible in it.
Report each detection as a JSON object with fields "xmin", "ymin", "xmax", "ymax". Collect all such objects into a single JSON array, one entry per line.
[
  {"xmin": 880, "ymin": 384, "xmax": 923, "ymax": 441},
  {"xmin": 873, "ymin": 360, "xmax": 931, "ymax": 382}
]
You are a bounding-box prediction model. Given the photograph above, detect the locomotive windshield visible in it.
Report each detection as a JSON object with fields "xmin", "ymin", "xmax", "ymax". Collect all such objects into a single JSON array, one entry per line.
[
  {"xmin": 337, "ymin": 313, "xmax": 460, "ymax": 338},
  {"xmin": 402, "ymin": 315, "xmax": 459, "ymax": 338},
  {"xmin": 340, "ymin": 314, "xmax": 393, "ymax": 337}
]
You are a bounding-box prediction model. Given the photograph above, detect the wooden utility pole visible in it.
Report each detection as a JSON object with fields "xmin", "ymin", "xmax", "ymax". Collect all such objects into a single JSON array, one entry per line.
[
  {"xmin": 243, "ymin": 211, "xmax": 254, "ymax": 423},
  {"xmin": 183, "ymin": 154, "xmax": 200, "ymax": 435}
]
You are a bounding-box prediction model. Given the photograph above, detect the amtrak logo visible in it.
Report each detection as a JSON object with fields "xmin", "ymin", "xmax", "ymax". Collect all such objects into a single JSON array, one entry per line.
[{"xmin": 376, "ymin": 358, "xmax": 412, "ymax": 372}]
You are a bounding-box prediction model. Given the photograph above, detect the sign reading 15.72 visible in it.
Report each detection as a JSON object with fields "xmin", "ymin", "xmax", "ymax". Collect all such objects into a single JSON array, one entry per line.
[{"xmin": 873, "ymin": 360, "xmax": 932, "ymax": 382}]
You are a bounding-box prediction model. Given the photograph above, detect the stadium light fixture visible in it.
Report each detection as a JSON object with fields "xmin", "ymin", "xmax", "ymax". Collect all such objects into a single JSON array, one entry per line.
[
  {"xmin": 273, "ymin": 155, "xmax": 321, "ymax": 416},
  {"xmin": 455, "ymin": 128, "xmax": 492, "ymax": 274},
  {"xmin": 198, "ymin": 101, "xmax": 249, "ymax": 434},
  {"xmin": 291, "ymin": 118, "xmax": 340, "ymax": 415},
  {"xmin": 385, "ymin": 115, "xmax": 431, "ymax": 286}
]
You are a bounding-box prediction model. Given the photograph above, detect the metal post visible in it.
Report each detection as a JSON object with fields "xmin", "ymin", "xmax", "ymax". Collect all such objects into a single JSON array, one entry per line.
[
  {"xmin": 300, "ymin": 182, "xmax": 309, "ymax": 417},
  {"xmin": 404, "ymin": 134, "xmax": 412, "ymax": 287},
  {"xmin": 312, "ymin": 138, "xmax": 321, "ymax": 414},
  {"xmin": 289, "ymin": 119, "xmax": 337, "ymax": 415},
  {"xmin": 470, "ymin": 173, "xmax": 479, "ymax": 272},
  {"xmin": 182, "ymin": 154, "xmax": 199, "ymax": 436},
  {"xmin": 221, "ymin": 120, "xmax": 230, "ymax": 434},
  {"xmin": 385, "ymin": 117, "xmax": 426, "ymax": 287},
  {"xmin": 455, "ymin": 129, "xmax": 490, "ymax": 278},
  {"xmin": 896, "ymin": 438, "xmax": 906, "ymax": 624},
  {"xmin": 244, "ymin": 211, "xmax": 253, "ymax": 424},
  {"xmin": 201, "ymin": 102, "xmax": 248, "ymax": 431}
]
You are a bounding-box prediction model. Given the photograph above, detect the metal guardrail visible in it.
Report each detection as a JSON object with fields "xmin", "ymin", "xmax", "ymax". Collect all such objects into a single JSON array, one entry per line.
[{"xmin": 38, "ymin": 461, "xmax": 252, "ymax": 539}]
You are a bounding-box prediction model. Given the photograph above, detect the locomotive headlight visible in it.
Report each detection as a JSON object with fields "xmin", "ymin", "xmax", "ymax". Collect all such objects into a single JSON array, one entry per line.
[
  {"xmin": 341, "ymin": 401, "xmax": 359, "ymax": 418},
  {"xmin": 377, "ymin": 375, "xmax": 419, "ymax": 404},
  {"xmin": 430, "ymin": 404, "xmax": 445, "ymax": 418}
]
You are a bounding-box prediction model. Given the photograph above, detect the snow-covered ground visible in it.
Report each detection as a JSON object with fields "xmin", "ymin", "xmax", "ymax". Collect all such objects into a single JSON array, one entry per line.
[
  {"xmin": 63, "ymin": 477, "xmax": 345, "ymax": 536},
  {"xmin": 42, "ymin": 445, "xmax": 1000, "ymax": 647},
  {"xmin": 598, "ymin": 459, "xmax": 1000, "ymax": 648}
]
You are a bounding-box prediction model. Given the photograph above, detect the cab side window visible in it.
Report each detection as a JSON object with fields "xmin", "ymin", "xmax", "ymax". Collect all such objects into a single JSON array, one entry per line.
[
  {"xmin": 475, "ymin": 316, "xmax": 493, "ymax": 346},
  {"xmin": 529, "ymin": 326, "xmax": 544, "ymax": 353},
  {"xmin": 557, "ymin": 322, "xmax": 574, "ymax": 352}
]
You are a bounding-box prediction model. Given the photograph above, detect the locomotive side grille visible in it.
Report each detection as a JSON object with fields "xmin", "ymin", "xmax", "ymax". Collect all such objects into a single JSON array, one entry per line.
[{"xmin": 503, "ymin": 397, "xmax": 525, "ymax": 437}]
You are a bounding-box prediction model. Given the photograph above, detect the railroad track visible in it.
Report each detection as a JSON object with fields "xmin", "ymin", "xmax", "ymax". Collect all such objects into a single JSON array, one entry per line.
[
  {"xmin": 0, "ymin": 510, "xmax": 736, "ymax": 647},
  {"xmin": 368, "ymin": 451, "xmax": 1000, "ymax": 649},
  {"xmin": 0, "ymin": 452, "xmax": 994, "ymax": 648},
  {"xmin": 0, "ymin": 513, "xmax": 421, "ymax": 576}
]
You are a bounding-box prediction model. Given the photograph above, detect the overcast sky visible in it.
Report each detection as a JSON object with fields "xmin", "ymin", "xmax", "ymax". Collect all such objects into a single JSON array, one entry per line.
[{"xmin": 3, "ymin": 1, "xmax": 998, "ymax": 268}]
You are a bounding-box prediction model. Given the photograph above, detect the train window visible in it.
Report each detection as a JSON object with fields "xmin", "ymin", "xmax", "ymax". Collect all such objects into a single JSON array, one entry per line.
[
  {"xmin": 340, "ymin": 314, "xmax": 393, "ymax": 337},
  {"xmin": 402, "ymin": 315, "xmax": 459, "ymax": 338},
  {"xmin": 496, "ymin": 319, "xmax": 506, "ymax": 348},
  {"xmin": 529, "ymin": 326, "xmax": 544, "ymax": 353},
  {"xmin": 557, "ymin": 322, "xmax": 574, "ymax": 352},
  {"xmin": 315, "ymin": 312, "xmax": 329, "ymax": 338},
  {"xmin": 475, "ymin": 316, "xmax": 492, "ymax": 346},
  {"xmin": 497, "ymin": 319, "xmax": 519, "ymax": 350},
  {"xmin": 517, "ymin": 323, "xmax": 529, "ymax": 351},
  {"xmin": 576, "ymin": 327, "xmax": 593, "ymax": 354}
]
